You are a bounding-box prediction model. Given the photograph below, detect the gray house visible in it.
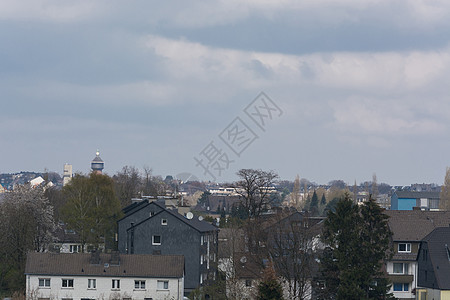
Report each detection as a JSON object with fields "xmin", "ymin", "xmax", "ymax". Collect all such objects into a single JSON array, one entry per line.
[
  {"xmin": 416, "ymin": 226, "xmax": 450, "ymax": 300},
  {"xmin": 118, "ymin": 200, "xmax": 219, "ymax": 295}
]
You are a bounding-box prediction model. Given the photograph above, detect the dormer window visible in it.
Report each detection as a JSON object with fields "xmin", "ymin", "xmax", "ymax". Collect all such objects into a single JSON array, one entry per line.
[
  {"xmin": 398, "ymin": 243, "xmax": 411, "ymax": 253},
  {"xmin": 161, "ymin": 219, "xmax": 167, "ymax": 225}
]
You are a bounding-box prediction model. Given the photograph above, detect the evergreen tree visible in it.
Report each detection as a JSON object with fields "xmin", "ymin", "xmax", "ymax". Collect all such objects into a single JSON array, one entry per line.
[
  {"xmin": 320, "ymin": 193, "xmax": 326, "ymax": 206},
  {"xmin": 320, "ymin": 194, "xmax": 394, "ymax": 300},
  {"xmin": 309, "ymin": 190, "xmax": 319, "ymax": 216},
  {"xmin": 257, "ymin": 264, "xmax": 284, "ymax": 300}
]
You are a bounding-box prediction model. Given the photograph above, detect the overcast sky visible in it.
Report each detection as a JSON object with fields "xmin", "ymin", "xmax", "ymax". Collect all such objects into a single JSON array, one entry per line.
[{"xmin": 2, "ymin": 0, "xmax": 450, "ymax": 186}]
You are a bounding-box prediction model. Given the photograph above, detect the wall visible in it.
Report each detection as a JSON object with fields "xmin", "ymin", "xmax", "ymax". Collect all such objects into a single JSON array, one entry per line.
[
  {"xmin": 118, "ymin": 202, "xmax": 164, "ymax": 252},
  {"xmin": 398, "ymin": 198, "xmax": 417, "ymax": 210},
  {"xmin": 129, "ymin": 210, "xmax": 209, "ymax": 293},
  {"xmin": 26, "ymin": 274, "xmax": 183, "ymax": 300}
]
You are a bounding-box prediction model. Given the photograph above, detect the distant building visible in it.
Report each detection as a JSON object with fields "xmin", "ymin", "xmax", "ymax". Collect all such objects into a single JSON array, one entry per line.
[
  {"xmin": 390, "ymin": 191, "xmax": 440, "ymax": 210},
  {"xmin": 25, "ymin": 252, "xmax": 185, "ymax": 300},
  {"xmin": 91, "ymin": 150, "xmax": 104, "ymax": 174},
  {"xmin": 63, "ymin": 163, "xmax": 73, "ymax": 186}
]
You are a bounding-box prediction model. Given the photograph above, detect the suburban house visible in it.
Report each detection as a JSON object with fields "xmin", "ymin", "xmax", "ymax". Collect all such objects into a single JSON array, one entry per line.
[
  {"xmin": 390, "ymin": 191, "xmax": 440, "ymax": 210},
  {"xmin": 117, "ymin": 199, "xmax": 219, "ymax": 295},
  {"xmin": 218, "ymin": 210, "xmax": 324, "ymax": 300},
  {"xmin": 416, "ymin": 226, "xmax": 450, "ymax": 300},
  {"xmin": 46, "ymin": 222, "xmax": 105, "ymax": 254},
  {"xmin": 25, "ymin": 252, "xmax": 184, "ymax": 300},
  {"xmin": 384, "ymin": 210, "xmax": 450, "ymax": 299}
]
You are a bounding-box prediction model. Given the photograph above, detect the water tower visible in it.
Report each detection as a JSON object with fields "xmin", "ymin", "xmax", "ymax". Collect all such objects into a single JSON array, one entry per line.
[{"xmin": 91, "ymin": 150, "xmax": 104, "ymax": 174}]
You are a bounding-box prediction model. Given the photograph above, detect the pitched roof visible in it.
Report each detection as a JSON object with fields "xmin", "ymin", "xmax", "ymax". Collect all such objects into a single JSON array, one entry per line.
[
  {"xmin": 394, "ymin": 191, "xmax": 440, "ymax": 199},
  {"xmin": 25, "ymin": 252, "xmax": 184, "ymax": 278},
  {"xmin": 422, "ymin": 227, "xmax": 450, "ymax": 289},
  {"xmin": 124, "ymin": 200, "xmax": 218, "ymax": 233},
  {"xmin": 385, "ymin": 210, "xmax": 450, "ymax": 241}
]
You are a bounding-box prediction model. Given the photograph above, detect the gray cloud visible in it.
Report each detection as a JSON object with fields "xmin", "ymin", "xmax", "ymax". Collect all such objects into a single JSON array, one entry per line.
[{"xmin": 1, "ymin": 0, "xmax": 450, "ymax": 185}]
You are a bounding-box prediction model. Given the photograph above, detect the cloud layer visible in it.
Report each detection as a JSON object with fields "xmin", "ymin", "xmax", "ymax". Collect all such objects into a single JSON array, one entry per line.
[{"xmin": 1, "ymin": 0, "xmax": 450, "ymax": 185}]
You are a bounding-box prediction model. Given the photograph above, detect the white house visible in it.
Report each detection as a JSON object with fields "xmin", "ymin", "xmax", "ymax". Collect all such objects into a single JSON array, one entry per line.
[{"xmin": 25, "ymin": 252, "xmax": 185, "ymax": 300}]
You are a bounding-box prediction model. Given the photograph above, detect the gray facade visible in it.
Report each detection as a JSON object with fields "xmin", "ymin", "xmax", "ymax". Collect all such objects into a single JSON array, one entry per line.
[{"xmin": 118, "ymin": 200, "xmax": 219, "ymax": 294}]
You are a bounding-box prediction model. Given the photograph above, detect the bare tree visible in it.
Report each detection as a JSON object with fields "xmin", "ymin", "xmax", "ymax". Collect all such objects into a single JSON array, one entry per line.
[
  {"xmin": 371, "ymin": 173, "xmax": 378, "ymax": 199},
  {"xmin": 290, "ymin": 174, "xmax": 301, "ymax": 208},
  {"xmin": 234, "ymin": 169, "xmax": 279, "ymax": 219},
  {"xmin": 267, "ymin": 211, "xmax": 318, "ymax": 300},
  {"xmin": 440, "ymin": 167, "xmax": 450, "ymax": 210},
  {"xmin": 113, "ymin": 166, "xmax": 142, "ymax": 207}
]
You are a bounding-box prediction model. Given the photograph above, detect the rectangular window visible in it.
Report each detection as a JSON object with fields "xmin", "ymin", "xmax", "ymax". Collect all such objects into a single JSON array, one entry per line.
[
  {"xmin": 62, "ymin": 279, "xmax": 74, "ymax": 288},
  {"xmin": 393, "ymin": 263, "xmax": 409, "ymax": 274},
  {"xmin": 398, "ymin": 243, "xmax": 411, "ymax": 253},
  {"xmin": 200, "ymin": 255, "xmax": 203, "ymax": 264},
  {"xmin": 88, "ymin": 279, "xmax": 96, "ymax": 289},
  {"xmin": 393, "ymin": 283, "xmax": 409, "ymax": 291},
  {"xmin": 112, "ymin": 279, "xmax": 120, "ymax": 290},
  {"xmin": 152, "ymin": 235, "xmax": 161, "ymax": 245},
  {"xmin": 161, "ymin": 219, "xmax": 167, "ymax": 225},
  {"xmin": 39, "ymin": 278, "xmax": 50, "ymax": 287},
  {"xmin": 69, "ymin": 245, "xmax": 80, "ymax": 253},
  {"xmin": 245, "ymin": 279, "xmax": 252, "ymax": 287},
  {"xmin": 135, "ymin": 280, "xmax": 145, "ymax": 290},
  {"xmin": 157, "ymin": 280, "xmax": 169, "ymax": 290}
]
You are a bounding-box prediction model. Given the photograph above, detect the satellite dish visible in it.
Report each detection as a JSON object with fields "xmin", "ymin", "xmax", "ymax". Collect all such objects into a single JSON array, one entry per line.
[
  {"xmin": 198, "ymin": 216, "xmax": 204, "ymax": 221},
  {"xmin": 186, "ymin": 212, "xmax": 194, "ymax": 220},
  {"xmin": 240, "ymin": 256, "xmax": 247, "ymax": 264}
]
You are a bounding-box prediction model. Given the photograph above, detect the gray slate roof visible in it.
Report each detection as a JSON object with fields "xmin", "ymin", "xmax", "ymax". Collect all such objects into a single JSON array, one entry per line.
[
  {"xmin": 25, "ymin": 252, "xmax": 184, "ymax": 278},
  {"xmin": 394, "ymin": 191, "xmax": 440, "ymax": 199},
  {"xmin": 422, "ymin": 227, "xmax": 450, "ymax": 290},
  {"xmin": 385, "ymin": 210, "xmax": 450, "ymax": 241},
  {"xmin": 123, "ymin": 200, "xmax": 218, "ymax": 233}
]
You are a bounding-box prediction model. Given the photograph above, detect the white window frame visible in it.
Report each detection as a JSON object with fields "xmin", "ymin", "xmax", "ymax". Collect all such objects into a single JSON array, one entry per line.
[
  {"xmin": 61, "ymin": 279, "xmax": 74, "ymax": 288},
  {"xmin": 398, "ymin": 243, "xmax": 411, "ymax": 253},
  {"xmin": 87, "ymin": 279, "xmax": 96, "ymax": 289},
  {"xmin": 157, "ymin": 280, "xmax": 169, "ymax": 290},
  {"xmin": 393, "ymin": 263, "xmax": 409, "ymax": 274},
  {"xmin": 112, "ymin": 279, "xmax": 120, "ymax": 290},
  {"xmin": 134, "ymin": 280, "xmax": 146, "ymax": 290},
  {"xmin": 393, "ymin": 282, "xmax": 409, "ymax": 292},
  {"xmin": 152, "ymin": 235, "xmax": 161, "ymax": 245},
  {"xmin": 69, "ymin": 245, "xmax": 80, "ymax": 253},
  {"xmin": 161, "ymin": 219, "xmax": 167, "ymax": 225},
  {"xmin": 39, "ymin": 278, "xmax": 50, "ymax": 288}
]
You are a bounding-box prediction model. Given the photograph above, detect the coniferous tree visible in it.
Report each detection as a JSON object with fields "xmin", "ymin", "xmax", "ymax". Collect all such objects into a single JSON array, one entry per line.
[
  {"xmin": 320, "ymin": 193, "xmax": 326, "ymax": 206},
  {"xmin": 320, "ymin": 194, "xmax": 394, "ymax": 300},
  {"xmin": 309, "ymin": 190, "xmax": 319, "ymax": 216},
  {"xmin": 257, "ymin": 264, "xmax": 284, "ymax": 300}
]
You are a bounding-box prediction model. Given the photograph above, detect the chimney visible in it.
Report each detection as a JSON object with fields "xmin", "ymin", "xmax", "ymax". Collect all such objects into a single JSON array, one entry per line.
[
  {"xmin": 90, "ymin": 250, "xmax": 101, "ymax": 265},
  {"xmin": 109, "ymin": 251, "xmax": 120, "ymax": 266}
]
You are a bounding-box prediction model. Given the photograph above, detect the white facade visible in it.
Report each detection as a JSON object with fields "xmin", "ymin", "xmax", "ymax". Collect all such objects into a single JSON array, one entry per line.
[
  {"xmin": 63, "ymin": 164, "xmax": 73, "ymax": 186},
  {"xmin": 386, "ymin": 260, "xmax": 417, "ymax": 299},
  {"xmin": 26, "ymin": 274, "xmax": 184, "ymax": 300}
]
